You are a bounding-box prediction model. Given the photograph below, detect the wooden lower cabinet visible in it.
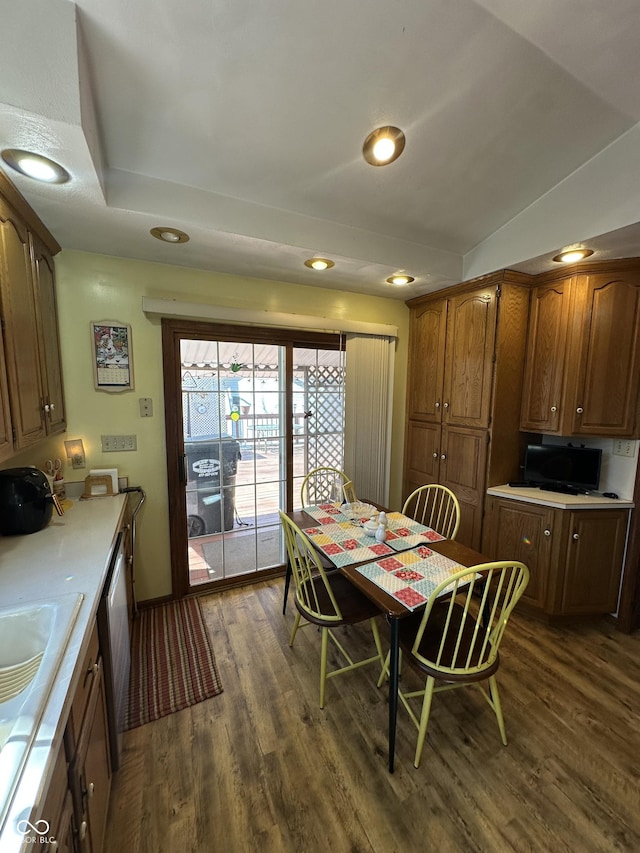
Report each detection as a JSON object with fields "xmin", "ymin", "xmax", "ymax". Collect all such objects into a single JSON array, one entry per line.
[
  {"xmin": 38, "ymin": 742, "xmax": 76, "ymax": 853},
  {"xmin": 440, "ymin": 426, "xmax": 488, "ymax": 550},
  {"xmin": 33, "ymin": 621, "xmax": 112, "ymax": 853},
  {"xmin": 483, "ymin": 496, "xmax": 628, "ymax": 617},
  {"xmin": 556, "ymin": 510, "xmax": 629, "ymax": 615},
  {"xmin": 67, "ymin": 657, "xmax": 111, "ymax": 853},
  {"xmin": 482, "ymin": 498, "xmax": 554, "ymax": 610},
  {"xmin": 65, "ymin": 624, "xmax": 112, "ymax": 853},
  {"xmin": 403, "ymin": 421, "xmax": 488, "ymax": 550}
]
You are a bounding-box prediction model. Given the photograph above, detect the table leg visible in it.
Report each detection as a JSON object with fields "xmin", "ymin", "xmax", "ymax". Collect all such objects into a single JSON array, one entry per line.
[
  {"xmin": 388, "ymin": 616, "xmax": 399, "ymax": 773},
  {"xmin": 283, "ymin": 558, "xmax": 292, "ymax": 614}
]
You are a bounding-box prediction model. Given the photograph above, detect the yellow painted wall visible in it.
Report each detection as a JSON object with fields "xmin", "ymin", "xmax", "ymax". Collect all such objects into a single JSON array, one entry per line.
[{"xmin": 12, "ymin": 250, "xmax": 410, "ymax": 602}]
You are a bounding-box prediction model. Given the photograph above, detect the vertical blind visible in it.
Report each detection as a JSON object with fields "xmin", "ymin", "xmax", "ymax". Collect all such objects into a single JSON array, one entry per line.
[{"xmin": 344, "ymin": 334, "xmax": 395, "ymax": 506}]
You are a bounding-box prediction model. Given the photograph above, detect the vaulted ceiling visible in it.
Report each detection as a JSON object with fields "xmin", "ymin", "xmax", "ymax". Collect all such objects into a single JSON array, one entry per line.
[{"xmin": 2, "ymin": 0, "xmax": 640, "ymax": 299}]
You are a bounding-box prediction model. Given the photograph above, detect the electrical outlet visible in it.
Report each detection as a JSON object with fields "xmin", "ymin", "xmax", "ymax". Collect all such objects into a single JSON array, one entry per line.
[
  {"xmin": 613, "ymin": 439, "xmax": 635, "ymax": 457},
  {"xmin": 101, "ymin": 434, "xmax": 138, "ymax": 452}
]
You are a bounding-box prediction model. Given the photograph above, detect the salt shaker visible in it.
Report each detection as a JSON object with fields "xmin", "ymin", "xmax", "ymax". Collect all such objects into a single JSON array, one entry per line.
[
  {"xmin": 375, "ymin": 523, "xmax": 387, "ymax": 542},
  {"xmin": 378, "ymin": 511, "xmax": 388, "ymax": 528}
]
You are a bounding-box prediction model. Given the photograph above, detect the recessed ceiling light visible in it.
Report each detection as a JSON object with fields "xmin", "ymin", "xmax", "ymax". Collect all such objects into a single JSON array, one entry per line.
[
  {"xmin": 1, "ymin": 149, "xmax": 70, "ymax": 184},
  {"xmin": 362, "ymin": 126, "xmax": 406, "ymax": 166},
  {"xmin": 304, "ymin": 258, "xmax": 335, "ymax": 270},
  {"xmin": 552, "ymin": 248, "xmax": 594, "ymax": 264},
  {"xmin": 150, "ymin": 227, "xmax": 190, "ymax": 244},
  {"xmin": 386, "ymin": 274, "xmax": 415, "ymax": 286}
]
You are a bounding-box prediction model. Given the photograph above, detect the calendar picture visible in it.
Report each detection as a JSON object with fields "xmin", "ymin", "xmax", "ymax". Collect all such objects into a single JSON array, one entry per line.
[{"xmin": 91, "ymin": 321, "xmax": 134, "ymax": 392}]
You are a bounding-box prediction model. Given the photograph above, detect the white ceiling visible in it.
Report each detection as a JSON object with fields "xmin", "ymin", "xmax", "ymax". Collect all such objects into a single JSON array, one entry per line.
[{"xmin": 2, "ymin": 0, "xmax": 640, "ymax": 300}]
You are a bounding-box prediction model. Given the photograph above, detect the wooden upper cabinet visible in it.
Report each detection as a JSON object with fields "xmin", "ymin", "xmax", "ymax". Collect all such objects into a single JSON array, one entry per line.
[
  {"xmin": 521, "ymin": 264, "xmax": 640, "ymax": 437},
  {"xmin": 442, "ymin": 286, "xmax": 497, "ymax": 429},
  {"xmin": 520, "ymin": 278, "xmax": 571, "ymax": 432},
  {"xmin": 33, "ymin": 235, "xmax": 66, "ymax": 434},
  {"xmin": 406, "ymin": 298, "xmax": 447, "ymax": 421},
  {"xmin": 406, "ymin": 284, "xmax": 498, "ymax": 428},
  {"xmin": 567, "ymin": 272, "xmax": 640, "ymax": 436},
  {"xmin": 0, "ymin": 320, "xmax": 13, "ymax": 462},
  {"xmin": 0, "ymin": 197, "xmax": 47, "ymax": 449},
  {"xmin": 0, "ymin": 169, "xmax": 63, "ymax": 456}
]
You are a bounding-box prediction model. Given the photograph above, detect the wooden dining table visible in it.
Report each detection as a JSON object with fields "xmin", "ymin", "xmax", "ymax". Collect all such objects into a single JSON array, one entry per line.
[{"xmin": 285, "ymin": 506, "xmax": 488, "ymax": 772}]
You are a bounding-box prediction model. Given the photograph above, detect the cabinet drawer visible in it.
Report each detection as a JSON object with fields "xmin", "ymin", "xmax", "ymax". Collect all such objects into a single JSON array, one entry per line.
[{"xmin": 66, "ymin": 623, "xmax": 100, "ymax": 756}]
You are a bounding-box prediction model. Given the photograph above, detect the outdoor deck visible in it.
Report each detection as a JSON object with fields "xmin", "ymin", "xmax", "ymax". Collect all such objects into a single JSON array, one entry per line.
[{"xmin": 188, "ymin": 439, "xmax": 303, "ymax": 586}]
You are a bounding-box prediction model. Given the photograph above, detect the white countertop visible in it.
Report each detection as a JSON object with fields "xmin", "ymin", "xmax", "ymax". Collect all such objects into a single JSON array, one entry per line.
[
  {"xmin": 487, "ymin": 484, "xmax": 635, "ymax": 510},
  {"xmin": 0, "ymin": 494, "xmax": 126, "ymax": 853}
]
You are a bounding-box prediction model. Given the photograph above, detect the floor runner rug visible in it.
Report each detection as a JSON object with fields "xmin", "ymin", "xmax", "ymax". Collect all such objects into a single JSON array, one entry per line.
[{"xmin": 125, "ymin": 596, "xmax": 223, "ymax": 730}]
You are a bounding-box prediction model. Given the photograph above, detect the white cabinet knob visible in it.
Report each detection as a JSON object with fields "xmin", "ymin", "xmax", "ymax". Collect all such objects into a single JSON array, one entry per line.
[
  {"xmin": 434, "ymin": 401, "xmax": 440, "ymax": 409},
  {"xmin": 550, "ymin": 405, "xmax": 557, "ymax": 413},
  {"xmin": 440, "ymin": 454, "xmax": 446, "ymax": 460},
  {"xmin": 544, "ymin": 529, "xmax": 551, "ymax": 537},
  {"xmin": 572, "ymin": 533, "xmax": 580, "ymax": 540},
  {"xmin": 79, "ymin": 821, "xmax": 88, "ymax": 841},
  {"xmin": 432, "ymin": 452, "xmax": 438, "ymax": 458},
  {"xmin": 576, "ymin": 407, "xmax": 584, "ymax": 414},
  {"xmin": 443, "ymin": 402, "xmax": 449, "ymax": 408}
]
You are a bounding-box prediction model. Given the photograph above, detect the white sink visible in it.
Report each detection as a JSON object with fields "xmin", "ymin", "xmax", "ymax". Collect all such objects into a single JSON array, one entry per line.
[{"xmin": 0, "ymin": 593, "xmax": 83, "ymax": 833}]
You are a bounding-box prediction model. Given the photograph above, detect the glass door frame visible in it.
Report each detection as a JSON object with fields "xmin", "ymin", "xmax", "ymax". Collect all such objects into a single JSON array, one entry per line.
[{"xmin": 162, "ymin": 318, "xmax": 343, "ymax": 598}]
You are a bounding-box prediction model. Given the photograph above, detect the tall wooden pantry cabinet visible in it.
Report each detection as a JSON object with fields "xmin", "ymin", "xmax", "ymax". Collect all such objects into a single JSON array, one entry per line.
[{"xmin": 403, "ymin": 270, "xmax": 532, "ymax": 550}]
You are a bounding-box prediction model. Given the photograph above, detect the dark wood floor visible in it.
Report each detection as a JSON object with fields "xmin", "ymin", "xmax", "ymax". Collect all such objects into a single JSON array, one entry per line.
[{"xmin": 104, "ymin": 579, "xmax": 640, "ymax": 853}]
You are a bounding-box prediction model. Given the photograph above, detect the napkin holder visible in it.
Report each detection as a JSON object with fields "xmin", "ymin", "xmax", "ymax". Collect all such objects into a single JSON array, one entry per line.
[{"xmin": 81, "ymin": 474, "xmax": 117, "ymax": 500}]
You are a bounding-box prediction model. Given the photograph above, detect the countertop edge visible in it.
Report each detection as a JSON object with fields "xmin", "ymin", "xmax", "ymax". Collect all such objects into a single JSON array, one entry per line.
[{"xmin": 487, "ymin": 484, "xmax": 635, "ymax": 510}]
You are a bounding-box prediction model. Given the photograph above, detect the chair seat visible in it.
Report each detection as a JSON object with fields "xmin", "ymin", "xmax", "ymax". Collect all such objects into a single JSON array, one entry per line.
[
  {"xmin": 397, "ymin": 602, "xmax": 500, "ymax": 683},
  {"xmin": 296, "ymin": 573, "xmax": 381, "ymax": 627}
]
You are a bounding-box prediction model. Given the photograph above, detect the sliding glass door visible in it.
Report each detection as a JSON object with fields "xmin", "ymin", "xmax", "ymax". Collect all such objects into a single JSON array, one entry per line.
[{"xmin": 162, "ymin": 320, "xmax": 344, "ymax": 596}]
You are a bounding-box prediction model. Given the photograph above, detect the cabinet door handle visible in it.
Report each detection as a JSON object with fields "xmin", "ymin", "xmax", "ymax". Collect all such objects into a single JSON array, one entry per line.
[
  {"xmin": 572, "ymin": 532, "xmax": 580, "ymax": 540},
  {"xmin": 443, "ymin": 402, "xmax": 449, "ymax": 409},
  {"xmin": 576, "ymin": 407, "xmax": 584, "ymax": 414},
  {"xmin": 43, "ymin": 403, "xmax": 50, "ymax": 413},
  {"xmin": 434, "ymin": 401, "xmax": 440, "ymax": 409},
  {"xmin": 50, "ymin": 402, "xmax": 55, "ymax": 411},
  {"xmin": 440, "ymin": 453, "xmax": 446, "ymax": 460},
  {"xmin": 550, "ymin": 405, "xmax": 557, "ymax": 413},
  {"xmin": 79, "ymin": 821, "xmax": 88, "ymax": 842},
  {"xmin": 432, "ymin": 452, "xmax": 438, "ymax": 459},
  {"xmin": 544, "ymin": 529, "xmax": 551, "ymax": 537},
  {"xmin": 87, "ymin": 662, "xmax": 99, "ymax": 677}
]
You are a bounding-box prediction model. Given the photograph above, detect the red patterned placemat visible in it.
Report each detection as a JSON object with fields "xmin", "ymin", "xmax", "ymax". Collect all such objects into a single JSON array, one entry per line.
[{"xmin": 353, "ymin": 546, "xmax": 466, "ymax": 611}]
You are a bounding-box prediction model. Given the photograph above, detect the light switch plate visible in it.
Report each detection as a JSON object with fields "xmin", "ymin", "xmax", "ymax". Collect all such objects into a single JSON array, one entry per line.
[{"xmin": 101, "ymin": 434, "xmax": 137, "ymax": 452}]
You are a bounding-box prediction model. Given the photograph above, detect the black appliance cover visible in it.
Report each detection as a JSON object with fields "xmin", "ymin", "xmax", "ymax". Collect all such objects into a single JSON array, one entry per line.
[{"xmin": 0, "ymin": 467, "xmax": 54, "ymax": 535}]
